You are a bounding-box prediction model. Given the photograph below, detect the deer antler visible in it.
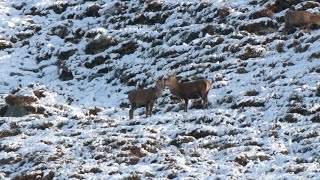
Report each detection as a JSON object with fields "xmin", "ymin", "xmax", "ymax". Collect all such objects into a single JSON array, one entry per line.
[
  {"xmin": 150, "ymin": 73, "xmax": 156, "ymax": 80},
  {"xmin": 166, "ymin": 67, "xmax": 172, "ymax": 76},
  {"xmin": 174, "ymin": 64, "xmax": 182, "ymax": 77}
]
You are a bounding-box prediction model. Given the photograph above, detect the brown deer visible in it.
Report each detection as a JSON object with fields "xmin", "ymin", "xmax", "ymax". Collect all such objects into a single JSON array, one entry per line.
[
  {"xmin": 166, "ymin": 69, "xmax": 212, "ymax": 112},
  {"xmin": 284, "ymin": 10, "xmax": 320, "ymax": 34},
  {"xmin": 128, "ymin": 77, "xmax": 165, "ymax": 119}
]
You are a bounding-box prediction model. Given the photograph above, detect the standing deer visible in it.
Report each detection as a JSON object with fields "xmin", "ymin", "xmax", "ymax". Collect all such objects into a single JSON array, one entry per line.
[
  {"xmin": 166, "ymin": 69, "xmax": 212, "ymax": 112},
  {"xmin": 128, "ymin": 77, "xmax": 165, "ymax": 119},
  {"xmin": 284, "ymin": 10, "xmax": 320, "ymax": 34}
]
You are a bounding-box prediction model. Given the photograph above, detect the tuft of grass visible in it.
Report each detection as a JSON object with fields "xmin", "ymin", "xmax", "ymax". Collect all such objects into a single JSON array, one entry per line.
[
  {"xmin": 5, "ymin": 95, "xmax": 37, "ymax": 106},
  {"xmin": 245, "ymin": 90, "xmax": 259, "ymax": 96},
  {"xmin": 238, "ymin": 46, "xmax": 262, "ymax": 60},
  {"xmin": 87, "ymin": 106, "xmax": 102, "ymax": 116}
]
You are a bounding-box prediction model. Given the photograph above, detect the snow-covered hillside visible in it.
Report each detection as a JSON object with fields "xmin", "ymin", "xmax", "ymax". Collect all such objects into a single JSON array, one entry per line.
[{"xmin": 0, "ymin": 0, "xmax": 320, "ymax": 179}]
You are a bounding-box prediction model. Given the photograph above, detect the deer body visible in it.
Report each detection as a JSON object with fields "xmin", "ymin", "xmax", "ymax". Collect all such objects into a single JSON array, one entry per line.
[
  {"xmin": 284, "ymin": 10, "xmax": 320, "ymax": 34},
  {"xmin": 128, "ymin": 78, "xmax": 164, "ymax": 119},
  {"xmin": 166, "ymin": 74, "xmax": 212, "ymax": 112}
]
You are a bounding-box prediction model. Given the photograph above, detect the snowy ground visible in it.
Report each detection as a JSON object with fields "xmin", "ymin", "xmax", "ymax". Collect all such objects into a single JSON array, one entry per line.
[{"xmin": 0, "ymin": 0, "xmax": 320, "ymax": 179}]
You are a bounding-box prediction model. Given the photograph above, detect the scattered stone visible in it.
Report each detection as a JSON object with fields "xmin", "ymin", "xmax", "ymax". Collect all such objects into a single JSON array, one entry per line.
[
  {"xmin": 310, "ymin": 52, "xmax": 320, "ymax": 59},
  {"xmin": 184, "ymin": 129, "xmax": 217, "ymax": 139},
  {"xmin": 216, "ymin": 7, "xmax": 230, "ymax": 19},
  {"xmin": 170, "ymin": 136, "xmax": 195, "ymax": 147},
  {"xmin": 236, "ymin": 67, "xmax": 248, "ymax": 74},
  {"xmin": 84, "ymin": 36, "xmax": 117, "ymax": 55},
  {"xmin": 245, "ymin": 90, "xmax": 259, "ymax": 96},
  {"xmin": 0, "ymin": 129, "xmax": 21, "ymax": 138},
  {"xmin": 84, "ymin": 55, "xmax": 108, "ymax": 69},
  {"xmin": 283, "ymin": 113, "xmax": 298, "ymax": 123},
  {"xmin": 51, "ymin": 25, "xmax": 70, "ymax": 39},
  {"xmin": 311, "ymin": 113, "xmax": 320, "ymax": 123},
  {"xmin": 202, "ymin": 24, "xmax": 233, "ymax": 35},
  {"xmin": 48, "ymin": 1, "xmax": 68, "ymax": 14},
  {"xmin": 238, "ymin": 46, "xmax": 262, "ymax": 60},
  {"xmin": 129, "ymin": 12, "xmax": 169, "ymax": 25},
  {"xmin": 250, "ymin": 8, "xmax": 273, "ymax": 19},
  {"xmin": 59, "ymin": 67, "xmax": 74, "ymax": 81},
  {"xmin": 16, "ymin": 31, "xmax": 34, "ymax": 40},
  {"xmin": 87, "ymin": 107, "xmax": 102, "ymax": 116},
  {"xmin": 0, "ymin": 40, "xmax": 13, "ymax": 50},
  {"xmin": 288, "ymin": 107, "xmax": 310, "ymax": 116},
  {"xmin": 267, "ymin": 0, "xmax": 303, "ymax": 13},
  {"xmin": 57, "ymin": 49, "xmax": 76, "ymax": 60},
  {"xmin": 12, "ymin": 2, "xmax": 26, "ymax": 10},
  {"xmin": 196, "ymin": 2, "xmax": 211, "ymax": 12},
  {"xmin": 235, "ymin": 155, "xmax": 249, "ymax": 166},
  {"xmin": 231, "ymin": 100, "xmax": 265, "ymax": 109},
  {"xmin": 114, "ymin": 41, "xmax": 137, "ymax": 56},
  {"xmin": 85, "ymin": 4, "xmax": 102, "ymax": 17},
  {"xmin": 145, "ymin": 1, "xmax": 162, "ymax": 12},
  {"xmin": 238, "ymin": 19, "xmax": 279, "ymax": 35}
]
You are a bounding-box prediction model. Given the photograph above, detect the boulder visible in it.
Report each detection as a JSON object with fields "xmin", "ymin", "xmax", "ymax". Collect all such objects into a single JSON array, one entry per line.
[{"xmin": 4, "ymin": 105, "xmax": 28, "ymax": 117}]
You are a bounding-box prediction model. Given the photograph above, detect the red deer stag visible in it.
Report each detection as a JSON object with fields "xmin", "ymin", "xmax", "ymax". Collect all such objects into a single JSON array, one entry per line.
[
  {"xmin": 284, "ymin": 10, "xmax": 320, "ymax": 34},
  {"xmin": 166, "ymin": 69, "xmax": 212, "ymax": 112},
  {"xmin": 128, "ymin": 77, "xmax": 165, "ymax": 119}
]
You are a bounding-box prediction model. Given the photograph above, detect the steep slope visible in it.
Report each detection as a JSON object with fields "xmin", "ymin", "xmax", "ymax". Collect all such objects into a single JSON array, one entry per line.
[{"xmin": 0, "ymin": 0, "xmax": 320, "ymax": 179}]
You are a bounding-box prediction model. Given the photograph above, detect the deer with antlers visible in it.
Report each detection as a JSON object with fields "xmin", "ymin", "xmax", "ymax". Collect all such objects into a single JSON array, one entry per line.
[
  {"xmin": 128, "ymin": 76, "xmax": 165, "ymax": 119},
  {"xmin": 166, "ymin": 68, "xmax": 212, "ymax": 112}
]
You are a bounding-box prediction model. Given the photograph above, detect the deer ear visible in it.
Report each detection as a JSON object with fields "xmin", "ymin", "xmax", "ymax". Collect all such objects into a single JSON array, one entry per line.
[{"xmin": 174, "ymin": 65, "xmax": 181, "ymax": 77}]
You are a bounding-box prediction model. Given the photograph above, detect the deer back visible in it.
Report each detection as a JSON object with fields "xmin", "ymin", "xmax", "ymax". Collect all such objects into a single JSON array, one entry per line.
[
  {"xmin": 129, "ymin": 88, "xmax": 156, "ymax": 105},
  {"xmin": 169, "ymin": 79, "xmax": 211, "ymax": 99},
  {"xmin": 129, "ymin": 78, "xmax": 164, "ymax": 105},
  {"xmin": 310, "ymin": 13, "xmax": 320, "ymax": 26},
  {"xmin": 286, "ymin": 10, "xmax": 320, "ymax": 26}
]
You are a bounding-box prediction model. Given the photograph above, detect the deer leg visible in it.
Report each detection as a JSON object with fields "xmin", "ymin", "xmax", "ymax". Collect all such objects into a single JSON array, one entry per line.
[
  {"xmin": 283, "ymin": 23, "xmax": 289, "ymax": 35},
  {"xmin": 200, "ymin": 91, "xmax": 209, "ymax": 109},
  {"xmin": 202, "ymin": 97, "xmax": 208, "ymax": 109},
  {"xmin": 284, "ymin": 22, "xmax": 295, "ymax": 35},
  {"xmin": 299, "ymin": 25, "xmax": 303, "ymax": 32},
  {"xmin": 184, "ymin": 98, "xmax": 188, "ymax": 112},
  {"xmin": 129, "ymin": 103, "xmax": 136, "ymax": 119},
  {"xmin": 306, "ymin": 25, "xmax": 311, "ymax": 34},
  {"xmin": 149, "ymin": 101, "xmax": 155, "ymax": 117},
  {"xmin": 204, "ymin": 91, "xmax": 209, "ymax": 109},
  {"xmin": 299, "ymin": 25, "xmax": 307, "ymax": 34},
  {"xmin": 205, "ymin": 99, "xmax": 209, "ymax": 109},
  {"xmin": 146, "ymin": 103, "xmax": 149, "ymax": 118}
]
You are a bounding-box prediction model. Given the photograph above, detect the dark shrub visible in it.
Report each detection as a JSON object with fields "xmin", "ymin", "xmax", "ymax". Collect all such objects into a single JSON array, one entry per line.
[{"xmin": 84, "ymin": 36, "xmax": 117, "ymax": 54}]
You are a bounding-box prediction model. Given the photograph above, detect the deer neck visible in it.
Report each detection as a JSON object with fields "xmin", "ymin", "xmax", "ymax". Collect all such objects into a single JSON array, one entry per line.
[
  {"xmin": 167, "ymin": 81, "xmax": 182, "ymax": 94},
  {"xmin": 154, "ymin": 83, "xmax": 164, "ymax": 98}
]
